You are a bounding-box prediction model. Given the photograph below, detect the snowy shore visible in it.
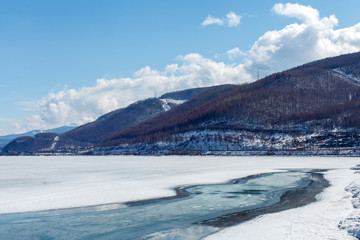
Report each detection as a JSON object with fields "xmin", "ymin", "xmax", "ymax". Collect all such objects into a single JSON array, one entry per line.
[
  {"xmin": 206, "ymin": 168, "xmax": 359, "ymax": 240},
  {"xmin": 0, "ymin": 156, "xmax": 359, "ymax": 239}
]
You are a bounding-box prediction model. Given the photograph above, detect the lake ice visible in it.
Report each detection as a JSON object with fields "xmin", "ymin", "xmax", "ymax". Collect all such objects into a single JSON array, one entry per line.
[{"xmin": 0, "ymin": 156, "xmax": 358, "ymax": 239}]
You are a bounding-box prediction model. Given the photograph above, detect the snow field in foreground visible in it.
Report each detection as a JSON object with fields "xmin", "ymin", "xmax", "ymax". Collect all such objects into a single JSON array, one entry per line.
[{"xmin": 0, "ymin": 155, "xmax": 359, "ymax": 239}]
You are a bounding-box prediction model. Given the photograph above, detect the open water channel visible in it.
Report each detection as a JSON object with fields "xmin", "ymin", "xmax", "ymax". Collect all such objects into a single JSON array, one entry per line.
[{"xmin": 0, "ymin": 170, "xmax": 327, "ymax": 240}]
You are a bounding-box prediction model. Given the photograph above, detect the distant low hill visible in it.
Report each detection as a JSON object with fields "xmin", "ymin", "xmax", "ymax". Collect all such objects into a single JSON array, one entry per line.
[
  {"xmin": 1, "ymin": 87, "xmax": 212, "ymax": 154},
  {"xmin": 55, "ymin": 86, "xmax": 211, "ymax": 148},
  {"xmin": 0, "ymin": 126, "xmax": 74, "ymax": 148}
]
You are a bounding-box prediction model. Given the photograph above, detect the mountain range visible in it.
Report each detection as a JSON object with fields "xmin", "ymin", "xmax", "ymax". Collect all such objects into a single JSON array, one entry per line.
[
  {"xmin": 3, "ymin": 52, "xmax": 360, "ymax": 155},
  {"xmin": 0, "ymin": 126, "xmax": 74, "ymax": 148}
]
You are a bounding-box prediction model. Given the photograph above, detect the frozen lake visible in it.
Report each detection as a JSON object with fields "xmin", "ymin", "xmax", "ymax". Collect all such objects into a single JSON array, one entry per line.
[
  {"xmin": 0, "ymin": 170, "xmax": 325, "ymax": 239},
  {"xmin": 0, "ymin": 156, "xmax": 359, "ymax": 239}
]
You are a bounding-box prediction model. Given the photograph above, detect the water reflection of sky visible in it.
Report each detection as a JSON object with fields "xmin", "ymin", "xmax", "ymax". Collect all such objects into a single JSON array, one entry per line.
[{"xmin": 0, "ymin": 171, "xmax": 312, "ymax": 240}]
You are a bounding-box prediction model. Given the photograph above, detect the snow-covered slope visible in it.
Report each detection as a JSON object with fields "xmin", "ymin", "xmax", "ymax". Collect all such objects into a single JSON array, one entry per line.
[
  {"xmin": 98, "ymin": 126, "xmax": 360, "ymax": 156},
  {"xmin": 159, "ymin": 98, "xmax": 186, "ymax": 112},
  {"xmin": 333, "ymin": 68, "xmax": 360, "ymax": 87}
]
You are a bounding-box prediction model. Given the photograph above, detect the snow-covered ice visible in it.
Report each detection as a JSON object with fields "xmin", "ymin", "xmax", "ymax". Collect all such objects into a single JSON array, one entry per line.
[
  {"xmin": 0, "ymin": 155, "xmax": 359, "ymax": 239},
  {"xmin": 0, "ymin": 155, "xmax": 281, "ymax": 214}
]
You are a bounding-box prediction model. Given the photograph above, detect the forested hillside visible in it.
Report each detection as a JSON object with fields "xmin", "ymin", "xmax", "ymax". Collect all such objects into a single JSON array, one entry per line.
[{"xmin": 101, "ymin": 52, "xmax": 360, "ymax": 148}]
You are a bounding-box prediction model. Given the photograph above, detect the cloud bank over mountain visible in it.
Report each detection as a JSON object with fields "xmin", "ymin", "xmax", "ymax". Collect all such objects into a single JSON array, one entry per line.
[
  {"xmin": 248, "ymin": 3, "xmax": 360, "ymax": 73},
  {"xmin": 25, "ymin": 54, "xmax": 251, "ymax": 129},
  {"xmin": 15, "ymin": 3, "xmax": 360, "ymax": 133}
]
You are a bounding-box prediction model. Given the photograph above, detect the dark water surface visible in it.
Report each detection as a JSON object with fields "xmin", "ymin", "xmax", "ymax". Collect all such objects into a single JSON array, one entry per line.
[{"xmin": 0, "ymin": 170, "xmax": 328, "ymax": 240}]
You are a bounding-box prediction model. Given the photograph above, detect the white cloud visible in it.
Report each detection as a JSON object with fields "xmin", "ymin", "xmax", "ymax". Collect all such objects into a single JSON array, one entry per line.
[
  {"xmin": 201, "ymin": 11, "xmax": 241, "ymax": 27},
  {"xmin": 227, "ymin": 47, "xmax": 244, "ymax": 61},
  {"xmin": 226, "ymin": 11, "xmax": 241, "ymax": 27},
  {"xmin": 201, "ymin": 15, "xmax": 224, "ymax": 26},
  {"xmin": 272, "ymin": 3, "xmax": 319, "ymax": 24},
  {"xmin": 248, "ymin": 2, "xmax": 360, "ymax": 73}
]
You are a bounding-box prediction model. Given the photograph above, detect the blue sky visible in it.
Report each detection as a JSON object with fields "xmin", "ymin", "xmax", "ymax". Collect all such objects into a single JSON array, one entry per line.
[{"xmin": 1, "ymin": 0, "xmax": 360, "ymax": 135}]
